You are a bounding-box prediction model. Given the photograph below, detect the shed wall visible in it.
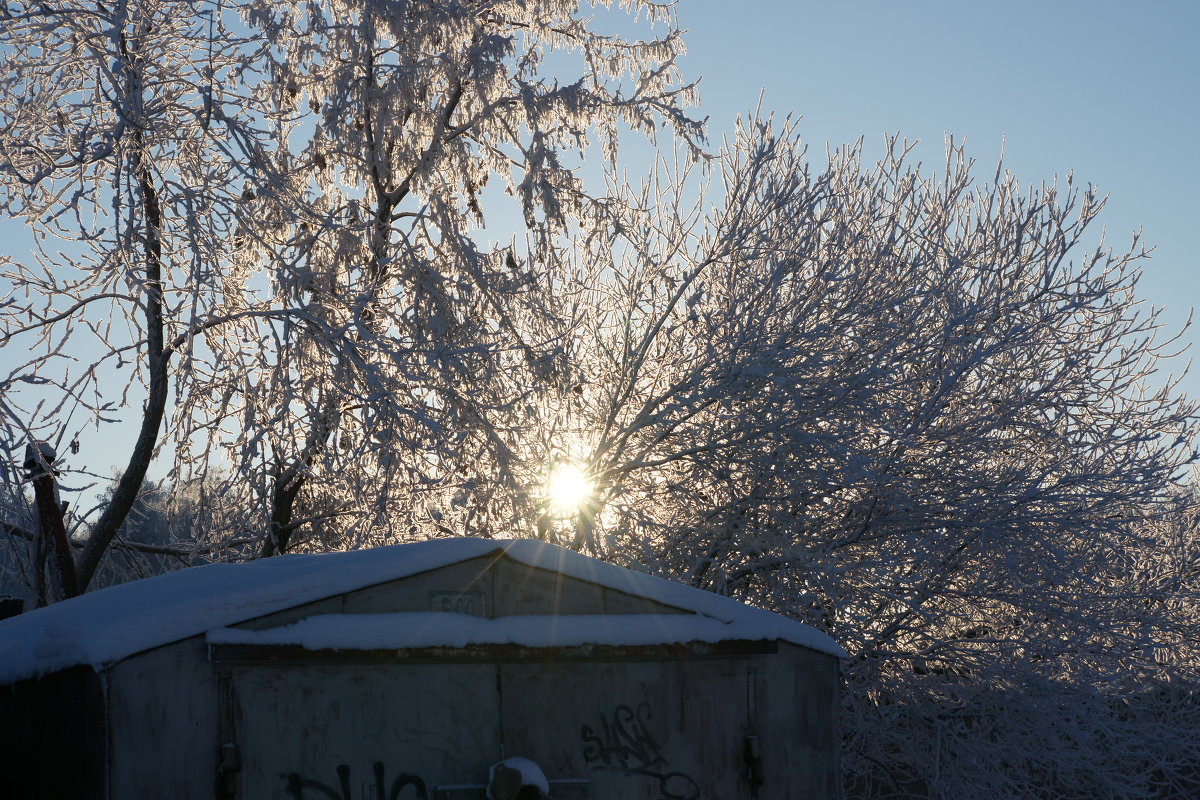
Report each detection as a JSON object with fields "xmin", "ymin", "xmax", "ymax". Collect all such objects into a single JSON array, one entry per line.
[
  {"xmin": 108, "ymin": 637, "xmax": 218, "ymax": 798},
  {"xmin": 230, "ymin": 661, "xmax": 501, "ymax": 796},
  {"xmin": 236, "ymin": 554, "xmax": 692, "ymax": 633},
  {"xmin": 52, "ymin": 551, "xmax": 840, "ymax": 799},
  {"xmin": 500, "ymin": 657, "xmax": 754, "ymax": 798},
  {"xmin": 760, "ymin": 643, "xmax": 842, "ymax": 798}
]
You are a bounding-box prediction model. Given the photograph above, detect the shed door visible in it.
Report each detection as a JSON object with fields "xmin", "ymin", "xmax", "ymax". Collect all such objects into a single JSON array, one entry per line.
[
  {"xmin": 209, "ymin": 645, "xmax": 769, "ymax": 799},
  {"xmin": 220, "ymin": 661, "xmax": 501, "ymax": 798},
  {"xmin": 497, "ymin": 659, "xmax": 761, "ymax": 800}
]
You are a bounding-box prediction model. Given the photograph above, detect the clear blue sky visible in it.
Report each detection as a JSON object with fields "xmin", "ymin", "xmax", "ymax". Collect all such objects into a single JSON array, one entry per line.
[{"xmin": 675, "ymin": 0, "xmax": 1200, "ymax": 394}]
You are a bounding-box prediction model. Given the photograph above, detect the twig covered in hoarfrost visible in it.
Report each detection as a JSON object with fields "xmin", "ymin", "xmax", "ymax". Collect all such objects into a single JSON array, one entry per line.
[
  {"xmin": 1, "ymin": 0, "xmax": 704, "ymax": 585},
  {"xmin": 514, "ymin": 115, "xmax": 1200, "ymax": 800}
]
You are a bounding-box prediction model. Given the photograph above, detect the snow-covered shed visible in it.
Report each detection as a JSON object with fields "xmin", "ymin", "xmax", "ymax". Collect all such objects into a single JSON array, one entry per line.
[{"xmin": 0, "ymin": 538, "xmax": 844, "ymax": 799}]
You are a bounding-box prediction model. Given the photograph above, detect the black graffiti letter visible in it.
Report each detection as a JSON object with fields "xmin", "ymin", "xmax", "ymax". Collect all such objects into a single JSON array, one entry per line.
[
  {"xmin": 390, "ymin": 773, "xmax": 429, "ymax": 800},
  {"xmin": 284, "ymin": 771, "xmax": 346, "ymax": 800},
  {"xmin": 580, "ymin": 702, "xmax": 700, "ymax": 800}
]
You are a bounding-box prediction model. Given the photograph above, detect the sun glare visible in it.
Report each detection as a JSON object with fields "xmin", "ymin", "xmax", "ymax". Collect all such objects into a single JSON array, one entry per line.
[{"xmin": 546, "ymin": 463, "xmax": 592, "ymax": 514}]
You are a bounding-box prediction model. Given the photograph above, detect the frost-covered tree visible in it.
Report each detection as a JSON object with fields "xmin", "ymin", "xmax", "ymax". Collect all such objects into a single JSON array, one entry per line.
[
  {"xmin": 0, "ymin": 0, "xmax": 289, "ymax": 592},
  {"xmin": 183, "ymin": 0, "xmax": 701, "ymax": 556},
  {"xmin": 0, "ymin": 0, "xmax": 701, "ymax": 584},
  {"xmin": 517, "ymin": 116, "xmax": 1200, "ymax": 799}
]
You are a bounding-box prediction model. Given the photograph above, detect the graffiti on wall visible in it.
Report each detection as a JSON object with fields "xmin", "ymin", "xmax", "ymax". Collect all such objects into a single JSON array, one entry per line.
[
  {"xmin": 580, "ymin": 702, "xmax": 700, "ymax": 800},
  {"xmin": 284, "ymin": 761, "xmax": 429, "ymax": 800}
]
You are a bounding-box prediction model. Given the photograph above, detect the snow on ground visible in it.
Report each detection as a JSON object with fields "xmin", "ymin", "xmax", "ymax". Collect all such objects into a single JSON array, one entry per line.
[{"xmin": 0, "ymin": 538, "xmax": 845, "ymax": 683}]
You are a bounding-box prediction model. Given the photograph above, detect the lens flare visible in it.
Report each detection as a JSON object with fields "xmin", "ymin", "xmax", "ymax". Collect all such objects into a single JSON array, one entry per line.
[{"xmin": 546, "ymin": 463, "xmax": 592, "ymax": 513}]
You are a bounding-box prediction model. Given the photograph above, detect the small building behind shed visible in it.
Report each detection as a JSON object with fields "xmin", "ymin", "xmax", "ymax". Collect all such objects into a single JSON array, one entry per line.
[{"xmin": 0, "ymin": 538, "xmax": 844, "ymax": 799}]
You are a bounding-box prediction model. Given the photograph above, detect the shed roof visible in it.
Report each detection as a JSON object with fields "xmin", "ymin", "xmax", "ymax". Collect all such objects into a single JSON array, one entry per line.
[{"xmin": 0, "ymin": 537, "xmax": 844, "ymax": 683}]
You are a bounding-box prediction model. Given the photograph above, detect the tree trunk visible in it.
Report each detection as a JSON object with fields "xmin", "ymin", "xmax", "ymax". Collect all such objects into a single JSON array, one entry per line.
[
  {"xmin": 31, "ymin": 469, "xmax": 80, "ymax": 602},
  {"xmin": 76, "ymin": 130, "xmax": 169, "ymax": 591}
]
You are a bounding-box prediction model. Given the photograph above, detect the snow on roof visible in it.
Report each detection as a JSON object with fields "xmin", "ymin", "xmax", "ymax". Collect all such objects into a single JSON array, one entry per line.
[{"xmin": 0, "ymin": 537, "xmax": 845, "ymax": 683}]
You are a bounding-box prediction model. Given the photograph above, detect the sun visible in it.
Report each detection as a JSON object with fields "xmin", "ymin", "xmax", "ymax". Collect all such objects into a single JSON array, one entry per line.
[{"xmin": 546, "ymin": 463, "xmax": 593, "ymax": 514}]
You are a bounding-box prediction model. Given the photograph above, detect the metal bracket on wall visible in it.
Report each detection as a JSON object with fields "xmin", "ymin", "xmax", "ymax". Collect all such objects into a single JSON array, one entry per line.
[
  {"xmin": 215, "ymin": 672, "xmax": 242, "ymax": 799},
  {"xmin": 745, "ymin": 734, "xmax": 765, "ymax": 787}
]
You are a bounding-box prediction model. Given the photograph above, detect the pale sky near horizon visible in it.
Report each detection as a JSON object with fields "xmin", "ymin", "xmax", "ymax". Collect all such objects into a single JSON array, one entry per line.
[{"xmin": 674, "ymin": 0, "xmax": 1200, "ymax": 394}]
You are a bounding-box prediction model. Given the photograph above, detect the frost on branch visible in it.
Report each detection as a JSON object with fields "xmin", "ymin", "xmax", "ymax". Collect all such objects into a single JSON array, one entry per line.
[
  {"xmin": 0, "ymin": 0, "xmax": 703, "ymax": 576},
  {"xmin": 515, "ymin": 117, "xmax": 1200, "ymax": 799}
]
